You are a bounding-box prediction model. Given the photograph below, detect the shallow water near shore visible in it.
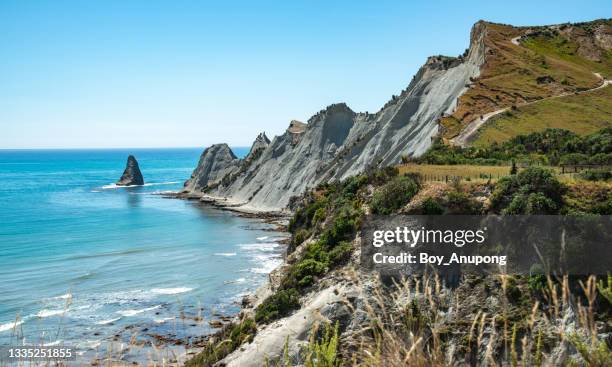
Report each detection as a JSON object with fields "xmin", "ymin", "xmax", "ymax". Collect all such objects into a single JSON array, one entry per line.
[{"xmin": 0, "ymin": 148, "xmax": 285, "ymax": 362}]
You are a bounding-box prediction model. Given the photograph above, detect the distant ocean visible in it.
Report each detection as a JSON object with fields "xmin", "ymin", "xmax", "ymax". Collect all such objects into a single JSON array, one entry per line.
[{"xmin": 0, "ymin": 148, "xmax": 285, "ymax": 360}]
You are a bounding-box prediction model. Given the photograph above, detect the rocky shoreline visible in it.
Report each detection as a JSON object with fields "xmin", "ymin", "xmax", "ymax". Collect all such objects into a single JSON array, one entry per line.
[{"xmin": 85, "ymin": 192, "xmax": 291, "ymax": 366}]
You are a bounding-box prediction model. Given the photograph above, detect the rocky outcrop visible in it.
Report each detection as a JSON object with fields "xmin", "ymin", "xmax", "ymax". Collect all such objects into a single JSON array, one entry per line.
[
  {"xmin": 557, "ymin": 19, "xmax": 612, "ymax": 62},
  {"xmin": 245, "ymin": 132, "xmax": 270, "ymax": 161},
  {"xmin": 116, "ymin": 155, "xmax": 144, "ymax": 186},
  {"xmin": 182, "ymin": 21, "xmax": 487, "ymax": 211},
  {"xmin": 183, "ymin": 144, "xmax": 240, "ymax": 193}
]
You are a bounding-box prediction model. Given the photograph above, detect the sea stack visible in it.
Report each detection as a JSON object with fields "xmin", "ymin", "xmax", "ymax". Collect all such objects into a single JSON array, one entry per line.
[{"xmin": 116, "ymin": 155, "xmax": 144, "ymax": 186}]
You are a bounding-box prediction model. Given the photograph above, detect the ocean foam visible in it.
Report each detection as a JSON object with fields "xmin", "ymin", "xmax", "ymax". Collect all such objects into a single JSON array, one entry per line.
[
  {"xmin": 101, "ymin": 181, "xmax": 179, "ymax": 190},
  {"xmin": 223, "ymin": 277, "xmax": 247, "ymax": 284},
  {"xmin": 42, "ymin": 340, "xmax": 63, "ymax": 346},
  {"xmin": 154, "ymin": 317, "xmax": 175, "ymax": 324},
  {"xmin": 256, "ymin": 236, "xmax": 269, "ymax": 241},
  {"xmin": 117, "ymin": 305, "xmax": 161, "ymax": 317},
  {"xmin": 151, "ymin": 287, "xmax": 193, "ymax": 295},
  {"xmin": 83, "ymin": 340, "xmax": 101, "ymax": 349},
  {"xmin": 95, "ymin": 317, "xmax": 121, "ymax": 325},
  {"xmin": 238, "ymin": 243, "xmax": 279, "ymax": 252},
  {"xmin": 214, "ymin": 252, "xmax": 237, "ymax": 257},
  {"xmin": 250, "ymin": 257, "xmax": 283, "ymax": 274},
  {"xmin": 36, "ymin": 309, "xmax": 66, "ymax": 318},
  {"xmin": 0, "ymin": 320, "xmax": 23, "ymax": 333}
]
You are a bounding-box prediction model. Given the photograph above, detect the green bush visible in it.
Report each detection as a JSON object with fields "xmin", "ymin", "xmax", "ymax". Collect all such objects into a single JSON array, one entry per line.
[
  {"xmin": 579, "ymin": 168, "xmax": 612, "ymax": 181},
  {"xmin": 292, "ymin": 229, "xmax": 310, "ymax": 248},
  {"xmin": 446, "ymin": 191, "xmax": 483, "ymax": 214},
  {"xmin": 528, "ymin": 274, "xmax": 547, "ymax": 293},
  {"xmin": 416, "ymin": 127, "xmax": 612, "ymax": 167},
  {"xmin": 255, "ymin": 289, "xmax": 300, "ymax": 323},
  {"xmin": 491, "ymin": 167, "xmax": 564, "ymax": 214},
  {"xmin": 420, "ymin": 197, "xmax": 444, "ymax": 214},
  {"xmin": 371, "ymin": 176, "xmax": 420, "ymax": 214},
  {"xmin": 185, "ymin": 318, "xmax": 257, "ymax": 367},
  {"xmin": 327, "ymin": 241, "xmax": 352, "ymax": 265}
]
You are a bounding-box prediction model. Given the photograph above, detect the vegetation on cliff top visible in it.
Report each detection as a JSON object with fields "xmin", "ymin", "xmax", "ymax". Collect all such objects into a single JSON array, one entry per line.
[
  {"xmin": 441, "ymin": 20, "xmax": 612, "ymax": 139},
  {"xmin": 473, "ymin": 86, "xmax": 612, "ymax": 147},
  {"xmin": 418, "ymin": 127, "xmax": 612, "ymax": 166}
]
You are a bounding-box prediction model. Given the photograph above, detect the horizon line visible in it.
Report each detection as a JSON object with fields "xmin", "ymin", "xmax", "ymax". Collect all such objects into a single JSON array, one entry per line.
[{"xmin": 0, "ymin": 145, "xmax": 252, "ymax": 151}]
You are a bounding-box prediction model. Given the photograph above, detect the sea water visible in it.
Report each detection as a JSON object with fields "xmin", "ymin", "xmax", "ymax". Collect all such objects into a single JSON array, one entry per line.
[{"xmin": 0, "ymin": 148, "xmax": 285, "ymax": 360}]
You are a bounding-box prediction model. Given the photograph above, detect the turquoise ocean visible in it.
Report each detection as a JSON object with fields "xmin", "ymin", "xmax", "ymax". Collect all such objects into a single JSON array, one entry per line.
[{"xmin": 0, "ymin": 148, "xmax": 285, "ymax": 359}]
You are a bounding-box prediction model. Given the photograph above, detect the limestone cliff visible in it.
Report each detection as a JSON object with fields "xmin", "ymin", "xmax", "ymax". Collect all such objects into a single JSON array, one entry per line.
[
  {"xmin": 183, "ymin": 144, "xmax": 239, "ymax": 194},
  {"xmin": 182, "ymin": 21, "xmax": 487, "ymax": 210}
]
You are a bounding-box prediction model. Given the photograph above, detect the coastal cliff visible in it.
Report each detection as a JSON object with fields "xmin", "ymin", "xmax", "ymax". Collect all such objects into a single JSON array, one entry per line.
[
  {"xmin": 184, "ymin": 19, "xmax": 612, "ymax": 367},
  {"xmin": 181, "ymin": 21, "xmax": 487, "ymax": 211}
]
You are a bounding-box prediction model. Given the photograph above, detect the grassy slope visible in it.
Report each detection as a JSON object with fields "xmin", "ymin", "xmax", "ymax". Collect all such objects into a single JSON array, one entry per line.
[
  {"xmin": 441, "ymin": 20, "xmax": 612, "ymax": 140},
  {"xmin": 473, "ymin": 86, "xmax": 612, "ymax": 147}
]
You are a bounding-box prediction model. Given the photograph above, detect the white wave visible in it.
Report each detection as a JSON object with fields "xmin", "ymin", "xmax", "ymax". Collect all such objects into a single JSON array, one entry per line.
[
  {"xmin": 42, "ymin": 340, "xmax": 62, "ymax": 346},
  {"xmin": 256, "ymin": 236, "xmax": 269, "ymax": 241},
  {"xmin": 214, "ymin": 252, "xmax": 237, "ymax": 257},
  {"xmin": 55, "ymin": 293, "xmax": 72, "ymax": 300},
  {"xmin": 101, "ymin": 181, "xmax": 179, "ymax": 190},
  {"xmin": 117, "ymin": 305, "xmax": 160, "ymax": 317},
  {"xmin": 154, "ymin": 317, "xmax": 175, "ymax": 324},
  {"xmin": 250, "ymin": 257, "xmax": 283, "ymax": 274},
  {"xmin": 95, "ymin": 317, "xmax": 120, "ymax": 325},
  {"xmin": 36, "ymin": 309, "xmax": 66, "ymax": 318},
  {"xmin": 224, "ymin": 277, "xmax": 247, "ymax": 284},
  {"xmin": 0, "ymin": 320, "xmax": 23, "ymax": 333},
  {"xmin": 144, "ymin": 182, "xmax": 180, "ymax": 187},
  {"xmin": 238, "ymin": 243, "xmax": 279, "ymax": 252},
  {"xmin": 151, "ymin": 287, "xmax": 193, "ymax": 295}
]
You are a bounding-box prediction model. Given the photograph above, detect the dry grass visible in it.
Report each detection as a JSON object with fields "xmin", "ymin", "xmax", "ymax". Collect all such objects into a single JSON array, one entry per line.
[
  {"xmin": 472, "ymin": 86, "xmax": 612, "ymax": 147},
  {"xmin": 441, "ymin": 21, "xmax": 612, "ymax": 139},
  {"xmin": 398, "ymin": 163, "xmax": 512, "ymax": 182},
  {"xmin": 398, "ymin": 163, "xmax": 601, "ymax": 184},
  {"xmin": 346, "ymin": 272, "xmax": 610, "ymax": 367}
]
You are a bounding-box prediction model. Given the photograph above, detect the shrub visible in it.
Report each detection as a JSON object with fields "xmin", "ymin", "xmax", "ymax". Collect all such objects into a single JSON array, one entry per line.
[
  {"xmin": 491, "ymin": 167, "xmax": 564, "ymax": 214},
  {"xmin": 292, "ymin": 229, "xmax": 310, "ymax": 249},
  {"xmin": 327, "ymin": 241, "xmax": 353, "ymax": 264},
  {"xmin": 446, "ymin": 191, "xmax": 483, "ymax": 214},
  {"xmin": 255, "ymin": 289, "xmax": 300, "ymax": 323},
  {"xmin": 185, "ymin": 318, "xmax": 257, "ymax": 367},
  {"xmin": 579, "ymin": 168, "xmax": 612, "ymax": 181},
  {"xmin": 420, "ymin": 197, "xmax": 444, "ymax": 214},
  {"xmin": 415, "ymin": 128, "xmax": 612, "ymax": 167},
  {"xmin": 504, "ymin": 192, "xmax": 559, "ymax": 214},
  {"xmin": 371, "ymin": 176, "xmax": 420, "ymax": 214}
]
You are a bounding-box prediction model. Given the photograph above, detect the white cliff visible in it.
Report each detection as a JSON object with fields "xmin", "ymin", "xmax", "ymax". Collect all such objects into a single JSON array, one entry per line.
[{"xmin": 182, "ymin": 21, "xmax": 488, "ymax": 211}]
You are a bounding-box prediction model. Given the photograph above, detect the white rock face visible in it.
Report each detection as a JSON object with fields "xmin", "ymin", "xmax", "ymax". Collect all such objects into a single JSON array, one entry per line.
[
  {"xmin": 183, "ymin": 22, "xmax": 487, "ymax": 211},
  {"xmin": 183, "ymin": 143, "xmax": 240, "ymax": 192}
]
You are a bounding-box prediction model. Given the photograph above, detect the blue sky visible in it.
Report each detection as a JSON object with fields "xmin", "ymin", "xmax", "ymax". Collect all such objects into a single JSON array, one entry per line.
[{"xmin": 1, "ymin": 0, "xmax": 610, "ymax": 149}]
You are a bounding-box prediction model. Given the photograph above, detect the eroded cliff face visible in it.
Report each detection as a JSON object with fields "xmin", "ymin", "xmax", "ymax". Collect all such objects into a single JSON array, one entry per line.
[
  {"xmin": 182, "ymin": 22, "xmax": 488, "ymax": 211},
  {"xmin": 183, "ymin": 144, "xmax": 239, "ymax": 194}
]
